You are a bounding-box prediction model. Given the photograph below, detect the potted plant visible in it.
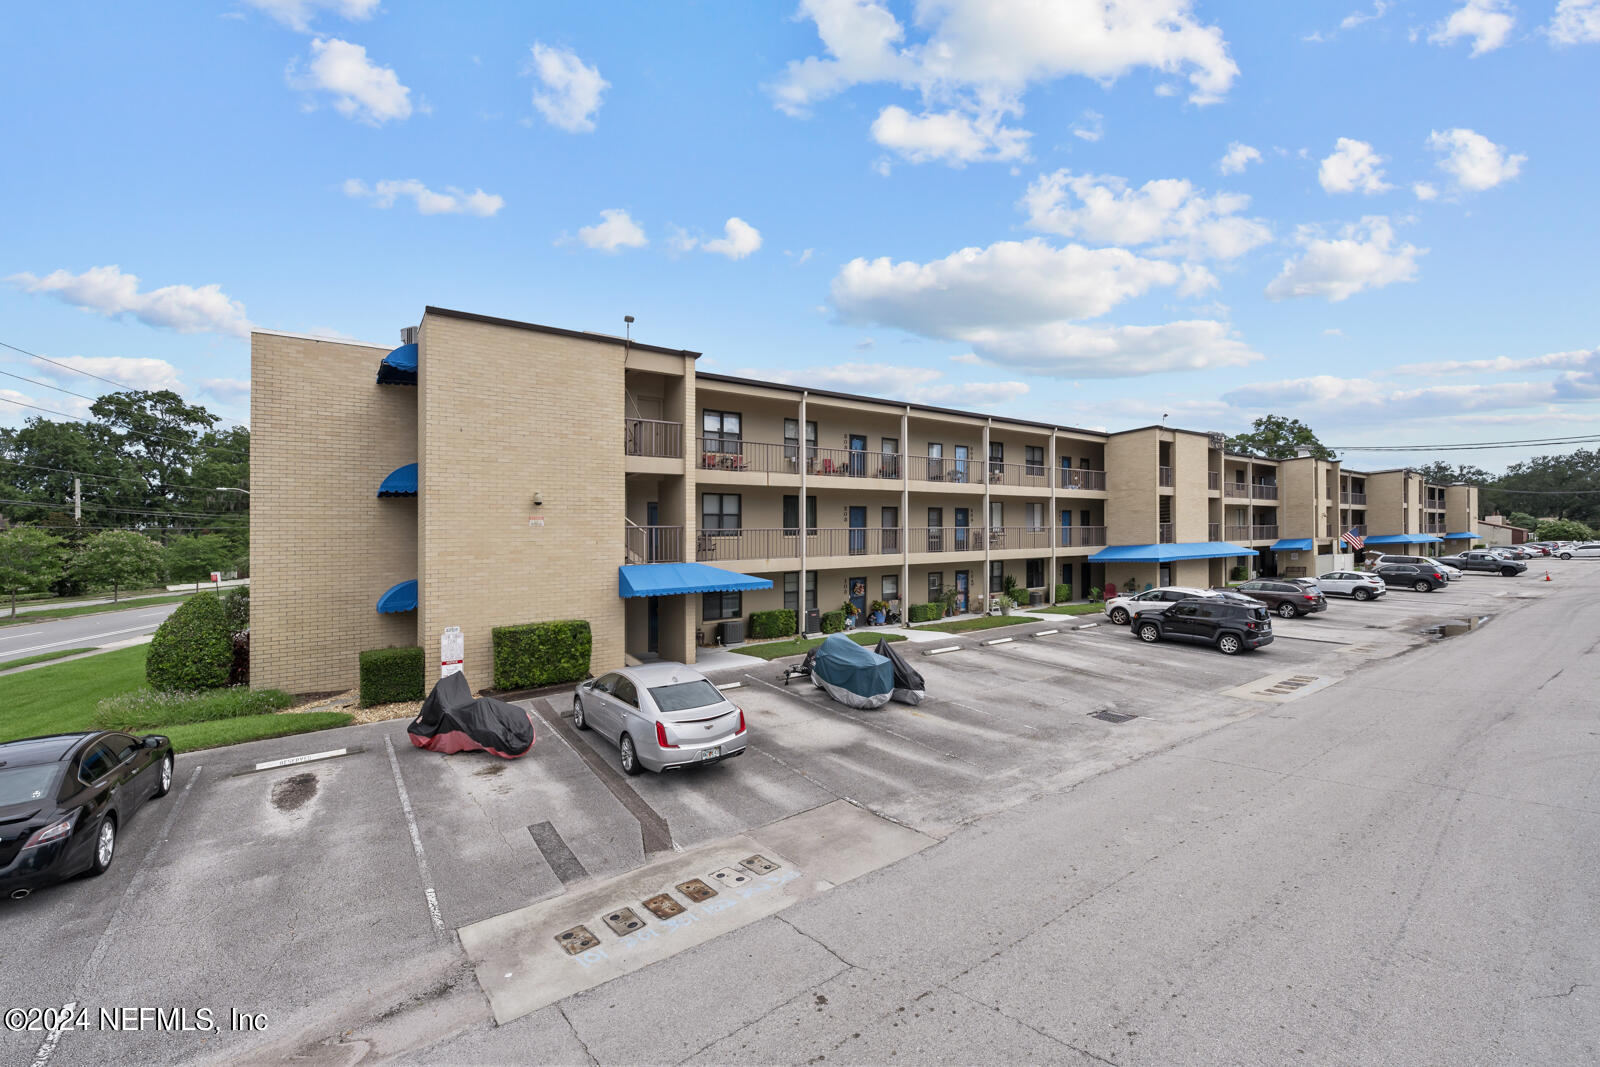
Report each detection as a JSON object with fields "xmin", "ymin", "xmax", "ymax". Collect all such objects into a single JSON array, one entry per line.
[
  {"xmin": 840, "ymin": 600, "xmax": 859, "ymax": 629},
  {"xmin": 868, "ymin": 599, "xmax": 889, "ymax": 625},
  {"xmin": 940, "ymin": 586, "xmax": 960, "ymax": 617}
]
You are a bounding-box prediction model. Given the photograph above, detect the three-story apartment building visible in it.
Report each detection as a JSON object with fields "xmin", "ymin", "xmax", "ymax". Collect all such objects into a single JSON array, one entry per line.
[{"xmin": 250, "ymin": 308, "xmax": 1480, "ymax": 694}]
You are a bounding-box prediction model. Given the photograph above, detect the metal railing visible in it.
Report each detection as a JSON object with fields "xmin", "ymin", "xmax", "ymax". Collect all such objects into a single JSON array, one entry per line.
[
  {"xmin": 1058, "ymin": 525, "xmax": 1108, "ymax": 548},
  {"xmin": 1159, "ymin": 466, "xmax": 1174, "ymax": 487},
  {"xmin": 1209, "ymin": 471, "xmax": 1221, "ymax": 491},
  {"xmin": 1224, "ymin": 482, "xmax": 1250, "ymax": 498},
  {"xmin": 986, "ymin": 525, "xmax": 1055, "ymax": 550},
  {"xmin": 1059, "ymin": 468, "xmax": 1106, "ymax": 491},
  {"xmin": 1340, "ymin": 491, "xmax": 1368, "ymax": 505},
  {"xmin": 694, "ymin": 527, "xmax": 903, "ymax": 562},
  {"xmin": 987, "ymin": 461, "xmax": 1052, "ymax": 489},
  {"xmin": 1424, "ymin": 522, "xmax": 1446, "ymax": 534},
  {"xmin": 910, "ymin": 526, "xmax": 982, "ymax": 553},
  {"xmin": 1425, "ymin": 501, "xmax": 1446, "ymax": 511},
  {"xmin": 696, "ymin": 437, "xmax": 793, "ymax": 474},
  {"xmin": 1252, "ymin": 483, "xmax": 1279, "ymax": 500},
  {"xmin": 1159, "ymin": 523, "xmax": 1175, "ymax": 543},
  {"xmin": 1225, "ymin": 524, "xmax": 1279, "ymax": 541},
  {"xmin": 624, "ymin": 523, "xmax": 683, "ymax": 564},
  {"xmin": 1209, "ymin": 522, "xmax": 1222, "ymax": 540},
  {"xmin": 806, "ymin": 444, "xmax": 903, "ymax": 480},
  {"xmin": 907, "ymin": 454, "xmax": 981, "ymax": 484},
  {"xmin": 624, "ymin": 418, "xmax": 683, "ymax": 459}
]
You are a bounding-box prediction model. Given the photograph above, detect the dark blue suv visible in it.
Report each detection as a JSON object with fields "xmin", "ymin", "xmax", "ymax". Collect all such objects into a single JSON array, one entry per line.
[{"xmin": 1131, "ymin": 597, "xmax": 1274, "ymax": 655}]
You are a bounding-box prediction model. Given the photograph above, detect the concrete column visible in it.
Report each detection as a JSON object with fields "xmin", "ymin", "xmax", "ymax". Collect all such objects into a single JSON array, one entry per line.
[
  {"xmin": 982, "ymin": 419, "xmax": 991, "ymax": 606},
  {"xmin": 1047, "ymin": 432, "xmax": 1058, "ymax": 598},
  {"xmin": 798, "ymin": 392, "xmax": 808, "ymax": 634},
  {"xmin": 900, "ymin": 407, "xmax": 910, "ymax": 617}
]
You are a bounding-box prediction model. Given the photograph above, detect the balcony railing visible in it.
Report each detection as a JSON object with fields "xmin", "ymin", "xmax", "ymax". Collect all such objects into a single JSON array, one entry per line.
[
  {"xmin": 1208, "ymin": 471, "xmax": 1221, "ymax": 491},
  {"xmin": 1159, "ymin": 466, "xmax": 1174, "ymax": 487},
  {"xmin": 624, "ymin": 523, "xmax": 683, "ymax": 564},
  {"xmin": 695, "ymin": 526, "xmax": 904, "ymax": 562},
  {"xmin": 1340, "ymin": 492, "xmax": 1367, "ymax": 505},
  {"xmin": 1424, "ymin": 522, "xmax": 1446, "ymax": 534},
  {"xmin": 907, "ymin": 454, "xmax": 980, "ymax": 484},
  {"xmin": 807, "ymin": 444, "xmax": 902, "ymax": 480},
  {"xmin": 1058, "ymin": 525, "xmax": 1108, "ymax": 548},
  {"xmin": 1225, "ymin": 524, "xmax": 1279, "ymax": 541},
  {"xmin": 987, "ymin": 461, "xmax": 1052, "ymax": 489},
  {"xmin": 697, "ymin": 437, "xmax": 791, "ymax": 474},
  {"xmin": 1059, "ymin": 468, "xmax": 1106, "ymax": 491},
  {"xmin": 1209, "ymin": 522, "xmax": 1221, "ymax": 540},
  {"xmin": 1159, "ymin": 522, "xmax": 1175, "ymax": 543},
  {"xmin": 1225, "ymin": 482, "xmax": 1249, "ymax": 498},
  {"xmin": 1252, "ymin": 483, "xmax": 1279, "ymax": 500},
  {"xmin": 624, "ymin": 418, "xmax": 683, "ymax": 459},
  {"xmin": 910, "ymin": 526, "xmax": 982, "ymax": 553},
  {"xmin": 1426, "ymin": 501, "xmax": 1445, "ymax": 511},
  {"xmin": 986, "ymin": 525, "xmax": 1055, "ymax": 550}
]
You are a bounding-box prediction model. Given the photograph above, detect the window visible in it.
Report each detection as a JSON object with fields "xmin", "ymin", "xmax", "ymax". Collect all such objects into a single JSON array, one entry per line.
[
  {"xmin": 702, "ymin": 493, "xmax": 741, "ymax": 535},
  {"xmin": 1025, "ymin": 445, "xmax": 1044, "ymax": 475},
  {"xmin": 1025, "ymin": 502, "xmax": 1044, "ymax": 530},
  {"xmin": 990, "ymin": 501, "xmax": 1003, "ymax": 528},
  {"xmin": 784, "ymin": 572, "xmax": 798, "ymax": 615},
  {"xmin": 882, "ymin": 574, "xmax": 899, "ymax": 604},
  {"xmin": 989, "ymin": 441, "xmax": 1004, "ymax": 478},
  {"xmin": 613, "ymin": 677, "xmax": 639, "ymax": 707},
  {"xmin": 806, "ymin": 571, "xmax": 817, "ymax": 612},
  {"xmin": 927, "ymin": 442, "xmax": 944, "ymax": 480},
  {"xmin": 1026, "ymin": 558, "xmax": 1044, "ymax": 588},
  {"xmin": 989, "ymin": 560, "xmax": 1004, "ymax": 593},
  {"xmin": 592, "ymin": 673, "xmax": 619, "ymax": 694},
  {"xmin": 703, "ymin": 590, "xmax": 742, "ymax": 620},
  {"xmin": 784, "ymin": 418, "xmax": 817, "ymax": 463},
  {"xmin": 928, "ymin": 571, "xmax": 943, "ymax": 599},
  {"xmin": 703, "ymin": 410, "xmax": 741, "ymax": 452},
  {"xmin": 881, "ymin": 506, "xmax": 899, "ymax": 552},
  {"xmin": 927, "ymin": 507, "xmax": 943, "ymax": 550},
  {"xmin": 881, "ymin": 437, "xmax": 900, "ymax": 478},
  {"xmin": 108, "ymin": 734, "xmax": 140, "ymax": 763},
  {"xmin": 650, "ymin": 680, "xmax": 724, "ymax": 712},
  {"xmin": 78, "ymin": 744, "xmax": 117, "ymax": 784},
  {"xmin": 782, "ymin": 494, "xmax": 817, "ymax": 535}
]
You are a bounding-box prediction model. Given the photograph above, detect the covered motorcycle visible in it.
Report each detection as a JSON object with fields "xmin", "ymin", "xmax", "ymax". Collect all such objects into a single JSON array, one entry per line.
[
  {"xmin": 874, "ymin": 637, "xmax": 925, "ymax": 705},
  {"xmin": 811, "ymin": 633, "xmax": 893, "ymax": 709},
  {"xmin": 408, "ymin": 671, "xmax": 536, "ymax": 758}
]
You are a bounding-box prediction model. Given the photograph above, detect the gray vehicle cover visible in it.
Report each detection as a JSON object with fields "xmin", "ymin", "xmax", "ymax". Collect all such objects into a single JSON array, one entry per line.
[
  {"xmin": 874, "ymin": 638, "xmax": 925, "ymax": 705},
  {"xmin": 811, "ymin": 633, "xmax": 893, "ymax": 709}
]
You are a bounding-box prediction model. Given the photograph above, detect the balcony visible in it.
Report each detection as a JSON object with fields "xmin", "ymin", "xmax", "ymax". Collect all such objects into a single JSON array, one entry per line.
[
  {"xmin": 624, "ymin": 418, "xmax": 683, "ymax": 459},
  {"xmin": 1158, "ymin": 522, "xmax": 1175, "ymax": 543},
  {"xmin": 1426, "ymin": 501, "xmax": 1445, "ymax": 512},
  {"xmin": 808, "ymin": 444, "xmax": 903, "ymax": 480},
  {"xmin": 1058, "ymin": 526, "xmax": 1108, "ymax": 548},
  {"xmin": 695, "ymin": 526, "xmax": 902, "ymax": 563},
  {"xmin": 987, "ymin": 461, "xmax": 1052, "ymax": 489},
  {"xmin": 624, "ymin": 523, "xmax": 683, "ymax": 564},
  {"xmin": 1340, "ymin": 492, "xmax": 1367, "ymax": 505},
  {"xmin": 1252, "ymin": 483, "xmax": 1279, "ymax": 501},
  {"xmin": 987, "ymin": 526, "xmax": 1055, "ymax": 550},
  {"xmin": 1059, "ymin": 468, "xmax": 1107, "ymax": 491},
  {"xmin": 696, "ymin": 437, "xmax": 903, "ymax": 479},
  {"xmin": 1224, "ymin": 482, "xmax": 1249, "ymax": 499},
  {"xmin": 910, "ymin": 526, "xmax": 982, "ymax": 553},
  {"xmin": 1225, "ymin": 524, "xmax": 1278, "ymax": 541},
  {"xmin": 907, "ymin": 455, "xmax": 981, "ymax": 484},
  {"xmin": 1424, "ymin": 522, "xmax": 1446, "ymax": 534},
  {"xmin": 1159, "ymin": 466, "xmax": 1174, "ymax": 487},
  {"xmin": 1209, "ymin": 522, "xmax": 1221, "ymax": 540},
  {"xmin": 1208, "ymin": 471, "xmax": 1221, "ymax": 491}
]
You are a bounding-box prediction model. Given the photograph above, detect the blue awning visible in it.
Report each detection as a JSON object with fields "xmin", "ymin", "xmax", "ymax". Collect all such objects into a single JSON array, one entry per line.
[
  {"xmin": 1088, "ymin": 541, "xmax": 1253, "ymax": 564},
  {"xmin": 1444, "ymin": 531, "xmax": 1476, "ymax": 539},
  {"xmin": 377, "ymin": 462, "xmax": 418, "ymax": 497},
  {"xmin": 376, "ymin": 343, "xmax": 418, "ymax": 386},
  {"xmin": 1270, "ymin": 538, "xmax": 1314, "ymax": 552},
  {"xmin": 376, "ymin": 579, "xmax": 417, "ymax": 613},
  {"xmin": 618, "ymin": 563, "xmax": 773, "ymax": 598},
  {"xmin": 1365, "ymin": 534, "xmax": 1443, "ymax": 545}
]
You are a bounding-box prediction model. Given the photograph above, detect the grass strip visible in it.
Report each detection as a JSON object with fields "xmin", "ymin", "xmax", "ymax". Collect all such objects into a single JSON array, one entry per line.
[
  {"xmin": 1036, "ymin": 603, "xmax": 1107, "ymax": 616},
  {"xmin": 95, "ymin": 687, "xmax": 295, "ymax": 730},
  {"xmin": 0, "ymin": 646, "xmax": 150, "ymax": 742},
  {"xmin": 915, "ymin": 615, "xmax": 1036, "ymax": 634},
  {"xmin": 164, "ymin": 712, "xmax": 354, "ymax": 753},
  {"xmin": 736, "ymin": 631, "xmax": 907, "ymax": 661},
  {"xmin": 0, "ymin": 647, "xmax": 99, "ymax": 671}
]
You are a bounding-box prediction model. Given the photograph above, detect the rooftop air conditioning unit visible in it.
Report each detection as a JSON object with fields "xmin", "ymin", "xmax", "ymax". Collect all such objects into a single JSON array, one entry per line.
[
  {"xmin": 400, "ymin": 325, "xmax": 420, "ymax": 345},
  {"xmin": 1207, "ymin": 432, "xmax": 1227, "ymax": 451}
]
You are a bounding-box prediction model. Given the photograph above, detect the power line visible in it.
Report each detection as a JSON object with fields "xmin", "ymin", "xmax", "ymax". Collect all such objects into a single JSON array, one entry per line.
[
  {"xmin": 0, "ymin": 394, "xmax": 249, "ymax": 461},
  {"xmin": 0, "ymin": 338, "xmax": 137, "ymax": 391},
  {"xmin": 0, "ymin": 495, "xmax": 245, "ymax": 522},
  {"xmin": 1333, "ymin": 433, "xmax": 1600, "ymax": 452}
]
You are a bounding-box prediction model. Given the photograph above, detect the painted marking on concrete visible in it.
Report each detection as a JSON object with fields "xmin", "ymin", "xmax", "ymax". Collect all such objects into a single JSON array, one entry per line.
[
  {"xmin": 532, "ymin": 699, "xmax": 676, "ymax": 855},
  {"xmin": 1073, "ymin": 622, "xmax": 1100, "ymax": 630},
  {"xmin": 714, "ymin": 681, "xmax": 743, "ymax": 691},
  {"xmin": 981, "ymin": 636, "xmax": 1014, "ymax": 646},
  {"xmin": 253, "ymin": 747, "xmax": 349, "ymax": 772},
  {"xmin": 1030, "ymin": 628, "xmax": 1060, "ymax": 637},
  {"xmin": 922, "ymin": 645, "xmax": 962, "ymax": 656},
  {"xmin": 385, "ymin": 737, "xmax": 446, "ymax": 939},
  {"xmin": 26, "ymin": 1001, "xmax": 77, "ymax": 1067},
  {"xmin": 528, "ymin": 821, "xmax": 590, "ymax": 886}
]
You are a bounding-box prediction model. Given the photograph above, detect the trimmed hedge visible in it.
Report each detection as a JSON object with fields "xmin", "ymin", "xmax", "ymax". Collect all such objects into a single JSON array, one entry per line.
[
  {"xmin": 359, "ymin": 646, "xmax": 425, "ymax": 707},
  {"xmin": 492, "ymin": 619, "xmax": 592, "ymax": 690},
  {"xmin": 146, "ymin": 592, "xmax": 234, "ymax": 691},
  {"xmin": 750, "ymin": 609, "xmax": 796, "ymax": 639},
  {"xmin": 820, "ymin": 610, "xmax": 846, "ymax": 634},
  {"xmin": 1055, "ymin": 583, "xmax": 1072, "ymax": 604},
  {"xmin": 96, "ymin": 686, "xmax": 293, "ymax": 730},
  {"xmin": 908, "ymin": 602, "xmax": 943, "ymax": 624}
]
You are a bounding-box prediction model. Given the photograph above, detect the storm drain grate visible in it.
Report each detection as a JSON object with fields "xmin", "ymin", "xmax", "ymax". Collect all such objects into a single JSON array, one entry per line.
[
  {"xmin": 1258, "ymin": 674, "xmax": 1319, "ymax": 696},
  {"xmin": 641, "ymin": 893, "xmax": 685, "ymax": 920},
  {"xmin": 602, "ymin": 907, "xmax": 646, "ymax": 936},
  {"xmin": 676, "ymin": 878, "xmax": 718, "ymax": 903},
  {"xmin": 1090, "ymin": 709, "xmax": 1136, "ymax": 724},
  {"xmin": 555, "ymin": 925, "xmax": 600, "ymax": 955}
]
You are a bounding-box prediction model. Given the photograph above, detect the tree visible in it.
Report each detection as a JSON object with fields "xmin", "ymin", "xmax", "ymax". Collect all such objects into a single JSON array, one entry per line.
[
  {"xmin": 1415, "ymin": 461, "xmax": 1492, "ymax": 487},
  {"xmin": 164, "ymin": 534, "xmax": 235, "ymax": 584},
  {"xmin": 72, "ymin": 530, "xmax": 165, "ymax": 602},
  {"xmin": 1507, "ymin": 511, "xmax": 1539, "ymax": 531},
  {"xmin": 90, "ymin": 390, "xmax": 219, "ymax": 526},
  {"xmin": 1225, "ymin": 416, "xmax": 1334, "ymax": 460},
  {"xmin": 1535, "ymin": 518, "xmax": 1593, "ymax": 542},
  {"xmin": 0, "ymin": 528, "xmax": 66, "ymax": 617}
]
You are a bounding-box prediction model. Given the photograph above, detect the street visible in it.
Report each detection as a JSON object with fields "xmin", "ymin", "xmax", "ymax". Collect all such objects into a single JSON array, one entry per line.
[
  {"xmin": 0, "ymin": 604, "xmax": 180, "ymax": 667},
  {"xmin": 0, "ymin": 564, "xmax": 1593, "ymax": 1065}
]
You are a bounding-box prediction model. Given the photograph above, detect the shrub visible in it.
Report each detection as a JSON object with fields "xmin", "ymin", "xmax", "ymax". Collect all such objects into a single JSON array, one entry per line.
[
  {"xmin": 492, "ymin": 619, "xmax": 592, "ymax": 690},
  {"xmin": 1088, "ymin": 586, "xmax": 1103, "ymax": 602},
  {"xmin": 1229, "ymin": 564, "xmax": 1248, "ymax": 581},
  {"xmin": 820, "ymin": 610, "xmax": 845, "ymax": 634},
  {"xmin": 1055, "ymin": 583, "xmax": 1072, "ymax": 604},
  {"xmin": 939, "ymin": 587, "xmax": 960, "ymax": 616},
  {"xmin": 749, "ymin": 609, "xmax": 797, "ymax": 639},
  {"xmin": 1002, "ymin": 574, "xmax": 1023, "ymax": 601},
  {"xmin": 908, "ymin": 602, "xmax": 942, "ymax": 624},
  {"xmin": 146, "ymin": 592, "xmax": 234, "ymax": 691},
  {"xmin": 994, "ymin": 593, "xmax": 1016, "ymax": 615},
  {"xmin": 95, "ymin": 686, "xmax": 293, "ymax": 730},
  {"xmin": 359, "ymin": 646, "xmax": 425, "ymax": 706},
  {"xmin": 223, "ymin": 585, "xmax": 250, "ymax": 634}
]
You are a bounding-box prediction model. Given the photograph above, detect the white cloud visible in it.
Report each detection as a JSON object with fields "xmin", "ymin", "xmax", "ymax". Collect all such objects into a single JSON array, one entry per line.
[
  {"xmin": 577, "ymin": 209, "xmax": 648, "ymax": 252},
  {"xmin": 1412, "ymin": 181, "xmax": 1439, "ymax": 201},
  {"xmin": 701, "ymin": 218, "xmax": 764, "ymax": 259},
  {"xmin": 1322, "ymin": 328, "xmax": 1345, "ymax": 337},
  {"xmin": 1317, "ymin": 138, "xmax": 1391, "ymax": 195},
  {"xmin": 791, "ymin": 248, "xmax": 815, "ymax": 265},
  {"xmin": 829, "ymin": 237, "xmax": 1261, "ymax": 378},
  {"xmin": 1218, "ymin": 141, "xmax": 1261, "ymax": 174},
  {"xmin": 244, "ymin": 0, "xmax": 379, "ymax": 33},
  {"xmin": 1425, "ymin": 127, "xmax": 1525, "ymax": 191},
  {"xmin": 1018, "ymin": 170, "xmax": 1272, "ymax": 260},
  {"xmin": 1429, "ymin": 0, "xmax": 1517, "ymax": 55},
  {"xmin": 0, "ymin": 387, "xmax": 93, "ymax": 423},
  {"xmin": 1391, "ymin": 347, "xmax": 1596, "ymax": 376},
  {"xmin": 1548, "ymin": 0, "xmax": 1600, "ymax": 43},
  {"xmin": 869, "ymin": 105, "xmax": 1030, "ymax": 165},
  {"xmin": 1177, "ymin": 263, "xmax": 1220, "ymax": 297},
  {"xmin": 1071, "ymin": 109, "xmax": 1103, "ymax": 143},
  {"xmin": 1341, "ymin": 1, "xmax": 1392, "ymax": 30},
  {"xmin": 33, "ymin": 355, "xmax": 183, "ymax": 392},
  {"xmin": 525, "ymin": 43, "xmax": 608, "ymax": 133},
  {"xmin": 291, "ymin": 37, "xmax": 411, "ymax": 123},
  {"xmin": 757, "ymin": 361, "xmax": 1031, "ymax": 408},
  {"xmin": 7, "ymin": 265, "xmax": 253, "ymax": 337},
  {"xmin": 343, "ymin": 178, "xmax": 503, "ymax": 217},
  {"xmin": 1264, "ymin": 216, "xmax": 1423, "ymax": 302}
]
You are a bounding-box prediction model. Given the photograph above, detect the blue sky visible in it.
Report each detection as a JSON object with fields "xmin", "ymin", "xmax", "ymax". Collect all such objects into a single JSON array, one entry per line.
[{"xmin": 2, "ymin": 0, "xmax": 1597, "ymax": 470}]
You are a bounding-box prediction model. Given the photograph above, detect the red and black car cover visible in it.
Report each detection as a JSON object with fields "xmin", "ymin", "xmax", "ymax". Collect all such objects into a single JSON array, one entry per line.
[{"xmin": 407, "ymin": 672, "xmax": 536, "ymax": 759}]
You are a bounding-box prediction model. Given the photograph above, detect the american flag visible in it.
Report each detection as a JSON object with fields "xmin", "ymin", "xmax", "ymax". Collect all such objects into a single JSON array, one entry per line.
[{"xmin": 1341, "ymin": 526, "xmax": 1364, "ymax": 551}]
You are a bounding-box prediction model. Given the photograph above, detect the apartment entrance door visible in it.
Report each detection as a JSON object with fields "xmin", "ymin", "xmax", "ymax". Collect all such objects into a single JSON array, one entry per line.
[
  {"xmin": 955, "ymin": 570, "xmax": 969, "ymax": 613},
  {"xmin": 849, "ymin": 434, "xmax": 867, "ymax": 477},
  {"xmin": 848, "ymin": 577, "xmax": 867, "ymax": 618},
  {"xmin": 954, "ymin": 444, "xmax": 970, "ymax": 483},
  {"xmin": 849, "ymin": 506, "xmax": 867, "ymax": 554},
  {"xmin": 954, "ymin": 507, "xmax": 970, "ymax": 551},
  {"xmin": 1159, "ymin": 563, "xmax": 1172, "ymax": 587}
]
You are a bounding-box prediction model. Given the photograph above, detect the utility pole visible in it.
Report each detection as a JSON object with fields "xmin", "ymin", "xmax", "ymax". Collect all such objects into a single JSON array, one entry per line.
[{"xmin": 73, "ymin": 478, "xmax": 80, "ymax": 523}]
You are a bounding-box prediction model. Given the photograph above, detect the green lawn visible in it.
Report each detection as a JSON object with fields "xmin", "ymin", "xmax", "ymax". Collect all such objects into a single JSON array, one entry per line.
[
  {"xmin": 915, "ymin": 615, "xmax": 1037, "ymax": 634},
  {"xmin": 0, "ymin": 646, "xmax": 352, "ymax": 752},
  {"xmin": 1037, "ymin": 602, "xmax": 1108, "ymax": 616},
  {"xmin": 0, "ymin": 593, "xmax": 195, "ymax": 628},
  {"xmin": 0, "ymin": 647, "xmax": 99, "ymax": 672},
  {"xmin": 737, "ymin": 631, "xmax": 908, "ymax": 661}
]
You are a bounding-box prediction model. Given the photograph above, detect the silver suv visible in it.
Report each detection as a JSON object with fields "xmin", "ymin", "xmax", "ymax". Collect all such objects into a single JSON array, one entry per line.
[{"xmin": 1368, "ymin": 554, "xmax": 1461, "ymax": 581}]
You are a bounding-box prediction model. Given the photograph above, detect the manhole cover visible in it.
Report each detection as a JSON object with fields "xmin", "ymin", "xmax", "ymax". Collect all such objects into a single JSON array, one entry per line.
[
  {"xmin": 602, "ymin": 907, "xmax": 646, "ymax": 935},
  {"xmin": 554, "ymin": 925, "xmax": 600, "ymax": 955},
  {"xmin": 1090, "ymin": 709, "xmax": 1136, "ymax": 724},
  {"xmin": 740, "ymin": 854, "xmax": 780, "ymax": 875},
  {"xmin": 641, "ymin": 893, "xmax": 685, "ymax": 919},
  {"xmin": 709, "ymin": 866, "xmax": 753, "ymax": 889},
  {"xmin": 676, "ymin": 878, "xmax": 717, "ymax": 903}
]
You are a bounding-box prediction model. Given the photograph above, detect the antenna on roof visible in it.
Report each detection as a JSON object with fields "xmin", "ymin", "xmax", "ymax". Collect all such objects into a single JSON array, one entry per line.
[{"xmin": 624, "ymin": 315, "xmax": 634, "ymax": 342}]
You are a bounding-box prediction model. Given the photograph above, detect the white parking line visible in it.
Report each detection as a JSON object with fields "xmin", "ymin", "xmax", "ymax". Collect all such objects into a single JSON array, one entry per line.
[
  {"xmin": 384, "ymin": 736, "xmax": 446, "ymax": 939},
  {"xmin": 253, "ymin": 748, "xmax": 348, "ymax": 772}
]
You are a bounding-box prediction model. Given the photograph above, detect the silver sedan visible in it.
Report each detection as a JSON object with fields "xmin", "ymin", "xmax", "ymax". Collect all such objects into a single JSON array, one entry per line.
[{"xmin": 572, "ymin": 662, "xmax": 747, "ymax": 775}]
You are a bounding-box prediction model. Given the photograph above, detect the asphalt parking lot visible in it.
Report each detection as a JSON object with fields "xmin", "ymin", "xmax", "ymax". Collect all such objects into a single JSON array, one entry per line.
[{"xmin": 0, "ymin": 564, "xmax": 1565, "ymax": 1065}]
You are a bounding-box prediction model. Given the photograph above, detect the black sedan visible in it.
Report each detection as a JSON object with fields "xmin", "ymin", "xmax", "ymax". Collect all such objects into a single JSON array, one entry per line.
[{"xmin": 0, "ymin": 731, "xmax": 174, "ymax": 899}]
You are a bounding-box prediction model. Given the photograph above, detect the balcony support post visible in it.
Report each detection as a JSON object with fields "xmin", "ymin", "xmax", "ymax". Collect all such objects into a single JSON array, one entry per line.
[
  {"xmin": 901, "ymin": 407, "xmax": 910, "ymax": 618},
  {"xmin": 982, "ymin": 418, "xmax": 992, "ymax": 605},
  {"xmin": 1047, "ymin": 432, "xmax": 1058, "ymax": 597},
  {"xmin": 798, "ymin": 391, "xmax": 809, "ymax": 632}
]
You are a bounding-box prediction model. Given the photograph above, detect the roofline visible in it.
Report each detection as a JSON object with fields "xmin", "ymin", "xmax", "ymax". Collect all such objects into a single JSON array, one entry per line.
[
  {"xmin": 250, "ymin": 328, "xmax": 390, "ymax": 351},
  {"xmin": 694, "ymin": 371, "xmax": 1107, "ymax": 437},
  {"xmin": 1107, "ymin": 424, "xmax": 1217, "ymax": 440},
  {"xmin": 424, "ymin": 306, "xmax": 701, "ymax": 359}
]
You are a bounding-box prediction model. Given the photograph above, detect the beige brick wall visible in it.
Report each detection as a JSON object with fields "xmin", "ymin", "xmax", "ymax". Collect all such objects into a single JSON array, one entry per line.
[
  {"xmin": 250, "ymin": 332, "xmax": 418, "ymax": 694},
  {"xmin": 1105, "ymin": 429, "xmax": 1158, "ymax": 544}
]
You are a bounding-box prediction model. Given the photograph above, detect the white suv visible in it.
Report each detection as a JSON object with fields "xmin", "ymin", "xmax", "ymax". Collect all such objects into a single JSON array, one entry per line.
[{"xmin": 1103, "ymin": 586, "xmax": 1216, "ymax": 625}]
